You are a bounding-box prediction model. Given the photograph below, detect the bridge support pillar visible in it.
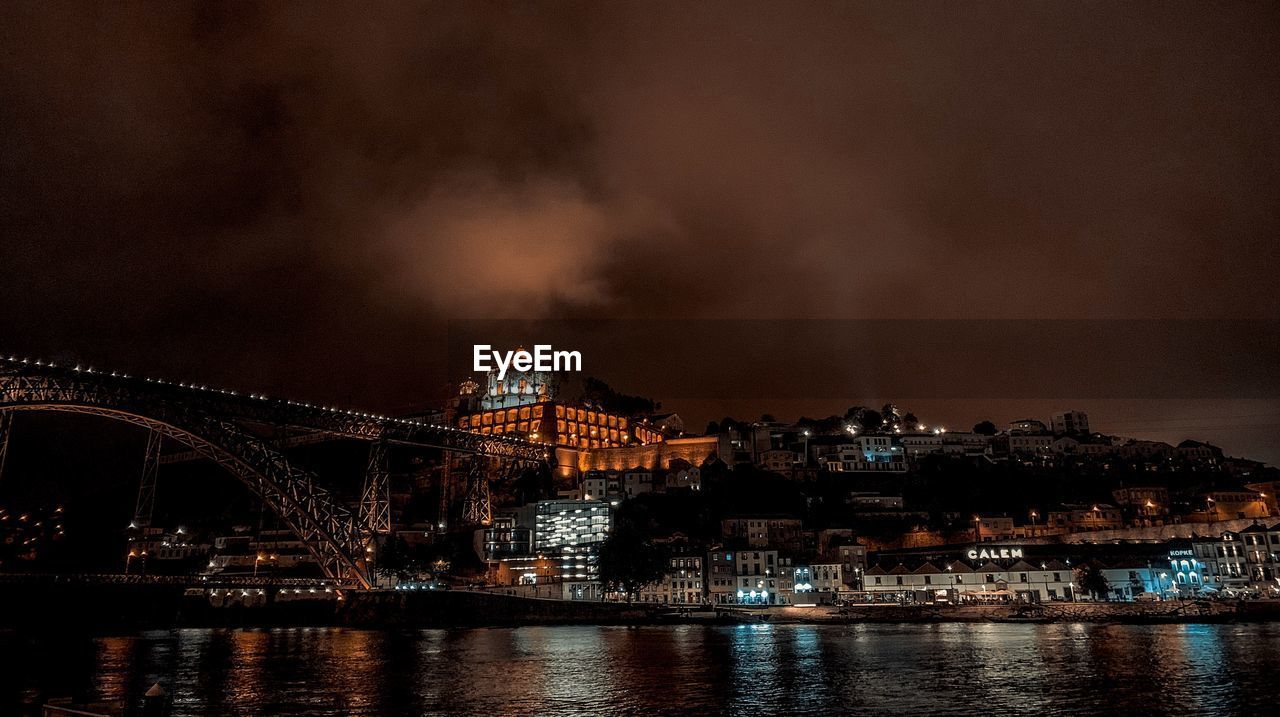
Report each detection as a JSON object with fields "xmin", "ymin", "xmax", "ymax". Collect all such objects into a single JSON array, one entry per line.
[
  {"xmin": 360, "ymin": 441, "xmax": 391, "ymax": 535},
  {"xmin": 0, "ymin": 412, "xmax": 11, "ymax": 482},
  {"xmin": 133, "ymin": 430, "xmax": 162, "ymax": 528},
  {"xmin": 461, "ymin": 458, "xmax": 492, "ymax": 526}
]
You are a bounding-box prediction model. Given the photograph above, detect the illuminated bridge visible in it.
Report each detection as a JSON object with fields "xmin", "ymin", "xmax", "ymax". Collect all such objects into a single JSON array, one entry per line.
[{"xmin": 0, "ymin": 356, "xmax": 551, "ymax": 589}]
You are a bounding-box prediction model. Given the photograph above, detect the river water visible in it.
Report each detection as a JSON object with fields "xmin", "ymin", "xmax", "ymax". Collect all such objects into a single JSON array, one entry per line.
[{"xmin": 3, "ymin": 623, "xmax": 1278, "ymax": 715}]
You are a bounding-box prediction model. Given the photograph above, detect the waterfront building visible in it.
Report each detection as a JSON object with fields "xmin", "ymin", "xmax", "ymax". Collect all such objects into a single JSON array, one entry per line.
[
  {"xmin": 862, "ymin": 557, "xmax": 1077, "ymax": 603},
  {"xmin": 479, "ymin": 510, "xmax": 534, "ymax": 564},
  {"xmin": 1166, "ymin": 540, "xmax": 1207, "ymax": 596},
  {"xmin": 808, "ymin": 563, "xmax": 844, "ymax": 595},
  {"xmin": 1193, "ymin": 531, "xmax": 1249, "ymax": 594},
  {"xmin": 532, "ymin": 499, "xmax": 612, "ymax": 582},
  {"xmin": 775, "ymin": 557, "xmax": 797, "ymax": 605},
  {"xmin": 734, "ymin": 550, "xmax": 782, "ymax": 604},
  {"xmin": 1240, "ymin": 523, "xmax": 1280, "ymax": 593},
  {"xmin": 834, "ymin": 539, "xmax": 868, "ymax": 589},
  {"xmin": 706, "ymin": 549, "xmax": 738, "ymax": 604},
  {"xmin": 639, "ymin": 545, "xmax": 705, "ymax": 604},
  {"xmin": 205, "ymin": 529, "xmax": 317, "ymax": 576}
]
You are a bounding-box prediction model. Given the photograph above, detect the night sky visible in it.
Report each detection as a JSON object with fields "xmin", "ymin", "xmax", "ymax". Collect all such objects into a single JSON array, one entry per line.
[{"xmin": 2, "ymin": 2, "xmax": 1279, "ymax": 462}]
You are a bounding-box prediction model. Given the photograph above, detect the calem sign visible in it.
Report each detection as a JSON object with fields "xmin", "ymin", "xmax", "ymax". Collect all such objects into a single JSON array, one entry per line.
[{"xmin": 967, "ymin": 547, "xmax": 1024, "ymax": 560}]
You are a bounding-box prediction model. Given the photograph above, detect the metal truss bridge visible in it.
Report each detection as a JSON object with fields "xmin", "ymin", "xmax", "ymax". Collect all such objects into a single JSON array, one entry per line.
[{"xmin": 0, "ymin": 356, "xmax": 550, "ymax": 589}]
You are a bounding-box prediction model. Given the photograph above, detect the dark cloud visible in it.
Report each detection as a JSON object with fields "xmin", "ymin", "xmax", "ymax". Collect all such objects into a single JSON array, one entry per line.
[{"xmin": 2, "ymin": 2, "xmax": 1279, "ymax": 457}]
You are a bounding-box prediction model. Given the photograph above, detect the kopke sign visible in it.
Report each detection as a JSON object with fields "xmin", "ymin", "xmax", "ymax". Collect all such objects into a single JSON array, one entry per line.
[{"xmin": 967, "ymin": 547, "xmax": 1024, "ymax": 560}]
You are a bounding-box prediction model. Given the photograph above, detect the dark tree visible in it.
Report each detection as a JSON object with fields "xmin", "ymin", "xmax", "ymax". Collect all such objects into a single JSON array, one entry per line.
[
  {"xmin": 597, "ymin": 512, "xmax": 669, "ymax": 601},
  {"xmin": 902, "ymin": 412, "xmax": 920, "ymax": 429},
  {"xmin": 1075, "ymin": 563, "xmax": 1112, "ymax": 601},
  {"xmin": 973, "ymin": 420, "xmax": 998, "ymax": 436},
  {"xmin": 760, "ymin": 413, "xmax": 776, "ymax": 423},
  {"xmin": 704, "ymin": 420, "xmax": 721, "ymax": 435},
  {"xmin": 856, "ymin": 409, "xmax": 884, "ymax": 431},
  {"xmin": 593, "ymin": 507, "xmax": 670, "ymax": 601},
  {"xmin": 580, "ymin": 377, "xmax": 656, "ymax": 416}
]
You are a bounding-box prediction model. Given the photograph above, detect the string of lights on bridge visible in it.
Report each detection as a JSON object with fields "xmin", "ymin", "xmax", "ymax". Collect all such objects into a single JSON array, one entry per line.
[{"xmin": 2, "ymin": 354, "xmax": 551, "ymax": 449}]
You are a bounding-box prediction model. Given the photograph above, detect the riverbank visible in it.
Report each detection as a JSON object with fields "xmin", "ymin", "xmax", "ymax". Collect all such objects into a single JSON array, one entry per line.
[
  {"xmin": 2, "ymin": 581, "xmax": 1278, "ymax": 630},
  {"xmin": 709, "ymin": 599, "xmax": 1280, "ymax": 625}
]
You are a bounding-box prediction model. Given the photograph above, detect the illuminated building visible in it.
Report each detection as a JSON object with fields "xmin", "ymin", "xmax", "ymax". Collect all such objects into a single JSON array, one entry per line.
[
  {"xmin": 638, "ymin": 544, "xmax": 704, "ymax": 604},
  {"xmin": 453, "ymin": 359, "xmax": 682, "ymax": 487},
  {"xmin": 862, "ymin": 556, "xmax": 1078, "ymax": 603},
  {"xmin": 458, "ymin": 401, "xmax": 663, "ymax": 449},
  {"xmin": 733, "ymin": 550, "xmax": 783, "ymax": 605},
  {"xmin": 1166, "ymin": 541, "xmax": 1206, "ymax": 596},
  {"xmin": 456, "ymin": 359, "xmax": 664, "ymax": 458},
  {"xmin": 532, "ymin": 499, "xmax": 612, "ymax": 582},
  {"xmin": 1192, "ymin": 532, "xmax": 1252, "ymax": 594}
]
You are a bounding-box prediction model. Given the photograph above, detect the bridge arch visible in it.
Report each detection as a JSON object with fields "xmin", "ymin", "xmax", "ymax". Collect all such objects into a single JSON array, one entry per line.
[{"xmin": 0, "ymin": 366, "xmax": 372, "ymax": 589}]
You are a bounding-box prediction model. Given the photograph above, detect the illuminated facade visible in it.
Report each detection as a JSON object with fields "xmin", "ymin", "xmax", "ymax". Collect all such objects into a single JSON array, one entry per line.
[
  {"xmin": 533, "ymin": 499, "xmax": 612, "ymax": 582},
  {"xmin": 480, "ymin": 363, "xmax": 558, "ymax": 410},
  {"xmin": 458, "ymin": 401, "xmax": 663, "ymax": 448}
]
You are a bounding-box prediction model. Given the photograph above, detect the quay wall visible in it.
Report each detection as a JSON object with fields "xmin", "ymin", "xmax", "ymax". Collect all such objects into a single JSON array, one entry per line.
[{"xmin": 1, "ymin": 578, "xmax": 1278, "ymax": 630}]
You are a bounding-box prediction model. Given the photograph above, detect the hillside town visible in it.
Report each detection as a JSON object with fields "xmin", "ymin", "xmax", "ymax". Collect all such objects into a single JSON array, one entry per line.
[{"xmin": 88, "ymin": 362, "xmax": 1279, "ymax": 610}]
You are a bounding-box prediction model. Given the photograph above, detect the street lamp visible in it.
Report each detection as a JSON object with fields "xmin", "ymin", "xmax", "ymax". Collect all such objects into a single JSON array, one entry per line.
[
  {"xmin": 1029, "ymin": 510, "xmax": 1039, "ymax": 537},
  {"xmin": 973, "ymin": 515, "xmax": 982, "ymax": 543}
]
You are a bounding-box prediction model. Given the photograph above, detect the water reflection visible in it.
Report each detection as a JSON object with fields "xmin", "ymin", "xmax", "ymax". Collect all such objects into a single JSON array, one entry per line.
[{"xmin": 2, "ymin": 623, "xmax": 1279, "ymax": 716}]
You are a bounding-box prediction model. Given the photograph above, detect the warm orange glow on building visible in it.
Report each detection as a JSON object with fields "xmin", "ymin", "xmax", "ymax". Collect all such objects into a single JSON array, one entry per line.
[{"xmin": 457, "ymin": 401, "xmax": 662, "ymax": 449}]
